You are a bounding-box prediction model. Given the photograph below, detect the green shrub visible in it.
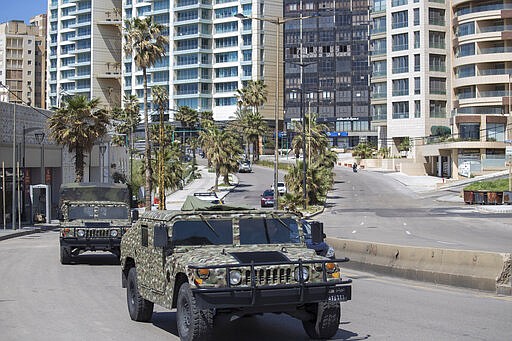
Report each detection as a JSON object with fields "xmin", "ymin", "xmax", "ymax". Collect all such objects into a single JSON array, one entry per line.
[{"xmin": 464, "ymin": 178, "xmax": 509, "ymax": 192}]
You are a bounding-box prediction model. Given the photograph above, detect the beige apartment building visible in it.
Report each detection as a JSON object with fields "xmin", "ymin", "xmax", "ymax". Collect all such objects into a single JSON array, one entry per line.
[
  {"xmin": 370, "ymin": 0, "xmax": 511, "ymax": 179},
  {"xmin": 47, "ymin": 0, "xmax": 122, "ymax": 109},
  {"xmin": 0, "ymin": 19, "xmax": 46, "ymax": 108}
]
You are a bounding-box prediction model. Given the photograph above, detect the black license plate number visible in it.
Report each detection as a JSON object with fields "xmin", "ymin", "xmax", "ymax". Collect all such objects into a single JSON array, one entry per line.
[{"xmin": 327, "ymin": 286, "xmax": 351, "ymax": 302}]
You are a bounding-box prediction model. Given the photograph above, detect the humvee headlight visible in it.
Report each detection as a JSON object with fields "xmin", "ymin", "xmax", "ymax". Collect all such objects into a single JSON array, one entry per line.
[
  {"xmin": 196, "ymin": 268, "xmax": 210, "ymax": 279},
  {"xmin": 325, "ymin": 262, "xmax": 336, "ymax": 273},
  {"xmin": 110, "ymin": 229, "xmax": 118, "ymax": 237},
  {"xmin": 77, "ymin": 229, "xmax": 85, "ymax": 237},
  {"xmin": 229, "ymin": 270, "xmax": 242, "ymax": 286},
  {"xmin": 294, "ymin": 267, "xmax": 309, "ymax": 282}
]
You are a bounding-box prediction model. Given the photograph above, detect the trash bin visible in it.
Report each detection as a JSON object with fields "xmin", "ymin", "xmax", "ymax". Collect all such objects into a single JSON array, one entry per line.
[
  {"xmin": 487, "ymin": 192, "xmax": 502, "ymax": 205},
  {"xmin": 463, "ymin": 190, "xmax": 474, "ymax": 204},
  {"xmin": 503, "ymin": 191, "xmax": 512, "ymax": 205},
  {"xmin": 473, "ymin": 191, "xmax": 487, "ymax": 205}
]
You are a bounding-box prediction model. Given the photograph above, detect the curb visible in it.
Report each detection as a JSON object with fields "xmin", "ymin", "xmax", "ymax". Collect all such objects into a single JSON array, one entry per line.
[
  {"xmin": 329, "ymin": 237, "xmax": 512, "ymax": 295},
  {"xmin": 0, "ymin": 225, "xmax": 58, "ymax": 242}
]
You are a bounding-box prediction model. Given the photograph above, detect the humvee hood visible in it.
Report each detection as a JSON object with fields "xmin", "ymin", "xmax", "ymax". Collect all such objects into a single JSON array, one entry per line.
[{"xmin": 175, "ymin": 245, "xmax": 322, "ymax": 267}]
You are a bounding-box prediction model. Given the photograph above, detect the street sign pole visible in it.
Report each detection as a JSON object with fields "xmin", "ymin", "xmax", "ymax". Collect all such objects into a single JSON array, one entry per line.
[{"xmin": 506, "ymin": 146, "xmax": 512, "ymax": 191}]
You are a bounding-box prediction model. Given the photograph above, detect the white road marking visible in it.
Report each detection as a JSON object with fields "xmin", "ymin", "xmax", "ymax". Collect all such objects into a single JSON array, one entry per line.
[
  {"xmin": 405, "ymin": 230, "xmax": 411, "ymax": 235},
  {"xmin": 352, "ymin": 230, "xmax": 357, "ymax": 234},
  {"xmin": 403, "ymin": 222, "xmax": 407, "ymax": 226},
  {"xmin": 437, "ymin": 240, "xmax": 457, "ymax": 245},
  {"xmin": 360, "ymin": 222, "xmax": 364, "ymax": 225}
]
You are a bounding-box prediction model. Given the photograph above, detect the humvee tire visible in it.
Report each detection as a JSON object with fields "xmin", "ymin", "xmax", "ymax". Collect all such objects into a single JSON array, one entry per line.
[
  {"xmin": 302, "ymin": 301, "xmax": 341, "ymax": 339},
  {"xmin": 176, "ymin": 283, "xmax": 214, "ymax": 341},
  {"xmin": 60, "ymin": 246, "xmax": 71, "ymax": 265},
  {"xmin": 127, "ymin": 267, "xmax": 154, "ymax": 322}
]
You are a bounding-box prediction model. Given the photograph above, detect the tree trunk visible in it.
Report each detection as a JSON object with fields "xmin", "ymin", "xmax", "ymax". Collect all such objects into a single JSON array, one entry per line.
[
  {"xmin": 158, "ymin": 105, "xmax": 165, "ymax": 210},
  {"xmin": 223, "ymin": 173, "xmax": 230, "ymax": 186},
  {"xmin": 74, "ymin": 146, "xmax": 84, "ymax": 183},
  {"xmin": 214, "ymin": 168, "xmax": 220, "ymax": 192},
  {"xmin": 143, "ymin": 67, "xmax": 152, "ymax": 211}
]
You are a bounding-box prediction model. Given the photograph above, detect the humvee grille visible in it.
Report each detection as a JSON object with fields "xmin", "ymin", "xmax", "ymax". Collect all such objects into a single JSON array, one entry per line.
[
  {"xmin": 245, "ymin": 267, "xmax": 292, "ymax": 286},
  {"xmin": 85, "ymin": 229, "xmax": 110, "ymax": 238}
]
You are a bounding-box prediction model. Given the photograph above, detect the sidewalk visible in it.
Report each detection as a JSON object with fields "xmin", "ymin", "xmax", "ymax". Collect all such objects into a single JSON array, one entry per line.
[
  {"xmin": 0, "ymin": 166, "xmax": 238, "ymax": 242},
  {"xmin": 164, "ymin": 165, "xmax": 238, "ymax": 210}
]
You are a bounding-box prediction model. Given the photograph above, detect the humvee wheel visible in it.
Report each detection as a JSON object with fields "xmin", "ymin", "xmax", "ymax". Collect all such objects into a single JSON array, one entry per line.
[
  {"xmin": 176, "ymin": 283, "xmax": 214, "ymax": 341},
  {"xmin": 302, "ymin": 301, "xmax": 341, "ymax": 339},
  {"xmin": 60, "ymin": 246, "xmax": 71, "ymax": 265},
  {"xmin": 127, "ymin": 267, "xmax": 154, "ymax": 322}
]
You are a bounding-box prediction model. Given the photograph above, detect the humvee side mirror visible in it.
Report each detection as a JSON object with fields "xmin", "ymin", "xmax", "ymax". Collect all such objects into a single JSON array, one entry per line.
[
  {"xmin": 153, "ymin": 223, "xmax": 168, "ymax": 248},
  {"xmin": 311, "ymin": 221, "xmax": 324, "ymax": 244},
  {"xmin": 131, "ymin": 209, "xmax": 139, "ymax": 222}
]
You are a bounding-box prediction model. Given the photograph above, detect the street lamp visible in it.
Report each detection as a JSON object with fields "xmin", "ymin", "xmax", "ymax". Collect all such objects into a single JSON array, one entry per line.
[
  {"xmin": 235, "ymin": 12, "xmax": 314, "ymax": 209},
  {"xmin": 99, "ymin": 144, "xmax": 107, "ymax": 183},
  {"xmin": 34, "ymin": 132, "xmax": 45, "ymax": 184}
]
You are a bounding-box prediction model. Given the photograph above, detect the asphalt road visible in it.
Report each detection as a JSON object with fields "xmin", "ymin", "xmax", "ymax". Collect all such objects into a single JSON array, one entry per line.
[
  {"xmin": 1, "ymin": 232, "xmax": 510, "ymax": 341},
  {"xmin": 1, "ymin": 165, "xmax": 511, "ymax": 340}
]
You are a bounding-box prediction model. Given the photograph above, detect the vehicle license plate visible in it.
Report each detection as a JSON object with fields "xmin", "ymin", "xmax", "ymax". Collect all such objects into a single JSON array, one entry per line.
[{"xmin": 327, "ymin": 285, "xmax": 351, "ymax": 302}]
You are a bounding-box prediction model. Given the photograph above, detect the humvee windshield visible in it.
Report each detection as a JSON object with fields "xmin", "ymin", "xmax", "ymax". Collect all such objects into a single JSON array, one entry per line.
[
  {"xmin": 239, "ymin": 217, "xmax": 300, "ymax": 245},
  {"xmin": 173, "ymin": 219, "xmax": 233, "ymax": 245},
  {"xmin": 68, "ymin": 204, "xmax": 129, "ymax": 220}
]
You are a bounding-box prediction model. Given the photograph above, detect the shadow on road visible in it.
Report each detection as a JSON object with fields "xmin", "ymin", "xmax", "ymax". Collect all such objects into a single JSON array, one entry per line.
[{"xmin": 63, "ymin": 252, "xmax": 120, "ymax": 266}]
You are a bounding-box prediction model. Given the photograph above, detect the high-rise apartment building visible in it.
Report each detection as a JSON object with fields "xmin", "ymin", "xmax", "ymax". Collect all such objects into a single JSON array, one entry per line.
[
  {"xmin": 283, "ymin": 0, "xmax": 373, "ymax": 149},
  {"xmin": 30, "ymin": 14, "xmax": 48, "ymax": 109},
  {"xmin": 370, "ymin": 0, "xmax": 451, "ymax": 156},
  {"xmin": 0, "ymin": 20, "xmax": 43, "ymax": 107},
  {"xmin": 122, "ymin": 0, "xmax": 281, "ymax": 122},
  {"xmin": 47, "ymin": 0, "xmax": 122, "ymax": 109}
]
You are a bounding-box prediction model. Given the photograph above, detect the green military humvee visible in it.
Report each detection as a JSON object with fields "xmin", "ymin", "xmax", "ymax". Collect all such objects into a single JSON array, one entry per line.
[
  {"xmin": 59, "ymin": 182, "xmax": 137, "ymax": 264},
  {"xmin": 120, "ymin": 198, "xmax": 351, "ymax": 340}
]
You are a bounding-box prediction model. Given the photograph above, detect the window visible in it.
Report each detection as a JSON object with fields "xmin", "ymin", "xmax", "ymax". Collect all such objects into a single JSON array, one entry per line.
[
  {"xmin": 414, "ymin": 8, "xmax": 419, "ymax": 25},
  {"xmin": 456, "ymin": 43, "xmax": 475, "ymax": 57},
  {"xmin": 372, "ymin": 104, "xmax": 387, "ymax": 120},
  {"xmin": 392, "ymin": 56, "xmax": 408, "ymax": 73},
  {"xmin": 372, "ymin": 82, "xmax": 387, "ymax": 98},
  {"xmin": 172, "ymin": 220, "xmax": 233, "ymax": 246},
  {"xmin": 392, "ymin": 0, "xmax": 407, "ymax": 7},
  {"xmin": 429, "ymin": 77, "xmax": 446, "ymax": 94},
  {"xmin": 429, "ymin": 8, "xmax": 445, "ymax": 26},
  {"xmin": 372, "ymin": 38, "xmax": 387, "ymax": 55},
  {"xmin": 429, "ymin": 31, "xmax": 445, "ymax": 49},
  {"xmin": 414, "ymin": 54, "xmax": 420, "ymax": 71},
  {"xmin": 456, "ymin": 86, "xmax": 475, "ymax": 99},
  {"xmin": 372, "ymin": 17, "xmax": 386, "ymax": 34},
  {"xmin": 429, "ymin": 54, "xmax": 445, "ymax": 72},
  {"xmin": 414, "ymin": 77, "xmax": 420, "ymax": 94},
  {"xmin": 372, "ymin": 60, "xmax": 387, "ymax": 77},
  {"xmin": 459, "ymin": 123, "xmax": 480, "ymax": 140},
  {"xmin": 373, "ymin": 0, "xmax": 386, "ymax": 12},
  {"xmin": 414, "ymin": 100, "xmax": 421, "ymax": 118},
  {"xmin": 392, "ymin": 101, "xmax": 409, "ymax": 119},
  {"xmin": 486, "ymin": 123, "xmax": 505, "ymax": 141},
  {"xmin": 392, "ymin": 10, "xmax": 408, "ymax": 29},
  {"xmin": 392, "ymin": 33, "xmax": 408, "ymax": 51},
  {"xmin": 392, "ymin": 78, "xmax": 409, "ymax": 96},
  {"xmin": 414, "ymin": 31, "xmax": 420, "ymax": 48},
  {"xmin": 456, "ymin": 22, "xmax": 475, "ymax": 37},
  {"xmin": 456, "ymin": 64, "xmax": 475, "ymax": 78},
  {"xmin": 429, "ymin": 100, "xmax": 446, "ymax": 118}
]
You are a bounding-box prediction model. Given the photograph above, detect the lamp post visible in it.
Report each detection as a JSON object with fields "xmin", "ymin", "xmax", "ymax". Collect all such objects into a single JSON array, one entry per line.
[
  {"xmin": 235, "ymin": 11, "xmax": 314, "ymax": 209},
  {"xmin": 99, "ymin": 144, "xmax": 107, "ymax": 183},
  {"xmin": 34, "ymin": 132, "xmax": 45, "ymax": 184}
]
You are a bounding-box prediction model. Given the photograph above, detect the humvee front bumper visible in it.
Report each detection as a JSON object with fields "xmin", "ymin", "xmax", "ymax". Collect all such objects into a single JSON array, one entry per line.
[
  {"xmin": 189, "ymin": 258, "xmax": 352, "ymax": 309},
  {"xmin": 60, "ymin": 237, "xmax": 121, "ymax": 252}
]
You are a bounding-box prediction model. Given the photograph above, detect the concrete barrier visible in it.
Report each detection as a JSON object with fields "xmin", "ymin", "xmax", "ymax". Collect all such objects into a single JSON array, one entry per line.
[{"xmin": 328, "ymin": 238, "xmax": 511, "ymax": 295}]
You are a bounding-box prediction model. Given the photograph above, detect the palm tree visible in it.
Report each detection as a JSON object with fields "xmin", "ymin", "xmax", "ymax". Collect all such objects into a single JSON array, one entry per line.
[
  {"xmin": 124, "ymin": 16, "xmax": 168, "ymax": 211},
  {"xmin": 175, "ymin": 106, "xmax": 200, "ymax": 161},
  {"xmin": 152, "ymin": 85, "xmax": 168, "ymax": 210},
  {"xmin": 48, "ymin": 95, "xmax": 110, "ymax": 182},
  {"xmin": 199, "ymin": 127, "xmax": 242, "ymax": 191},
  {"xmin": 245, "ymin": 80, "xmax": 268, "ymax": 114},
  {"xmin": 291, "ymin": 113, "xmax": 329, "ymax": 159}
]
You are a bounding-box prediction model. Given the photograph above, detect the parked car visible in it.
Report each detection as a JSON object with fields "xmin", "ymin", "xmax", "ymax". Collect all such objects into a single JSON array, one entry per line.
[
  {"xmin": 271, "ymin": 182, "xmax": 287, "ymax": 195},
  {"xmin": 238, "ymin": 160, "xmax": 252, "ymax": 173},
  {"xmin": 260, "ymin": 189, "xmax": 274, "ymax": 207},
  {"xmin": 193, "ymin": 192, "xmax": 224, "ymax": 205},
  {"xmin": 301, "ymin": 219, "xmax": 336, "ymax": 259}
]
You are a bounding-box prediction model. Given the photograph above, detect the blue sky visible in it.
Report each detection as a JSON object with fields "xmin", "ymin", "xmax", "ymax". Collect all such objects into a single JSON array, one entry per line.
[{"xmin": 1, "ymin": 1, "xmax": 47, "ymax": 24}]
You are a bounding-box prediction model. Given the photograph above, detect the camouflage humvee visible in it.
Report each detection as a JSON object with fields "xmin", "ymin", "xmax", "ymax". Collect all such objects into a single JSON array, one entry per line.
[
  {"xmin": 59, "ymin": 182, "xmax": 137, "ymax": 264},
  {"xmin": 120, "ymin": 200, "xmax": 352, "ymax": 340}
]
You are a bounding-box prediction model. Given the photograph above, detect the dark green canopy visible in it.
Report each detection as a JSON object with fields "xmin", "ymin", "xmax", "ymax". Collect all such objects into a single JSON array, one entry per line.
[{"xmin": 180, "ymin": 195, "xmax": 254, "ymax": 211}]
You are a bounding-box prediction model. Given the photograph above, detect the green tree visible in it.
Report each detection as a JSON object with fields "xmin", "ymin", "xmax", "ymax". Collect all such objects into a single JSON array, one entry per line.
[
  {"xmin": 352, "ymin": 142, "xmax": 375, "ymax": 160},
  {"xmin": 48, "ymin": 95, "xmax": 110, "ymax": 182},
  {"xmin": 152, "ymin": 85, "xmax": 168, "ymax": 210},
  {"xmin": 291, "ymin": 113, "xmax": 328, "ymax": 159},
  {"xmin": 199, "ymin": 127, "xmax": 242, "ymax": 191},
  {"xmin": 124, "ymin": 16, "xmax": 168, "ymax": 211},
  {"xmin": 175, "ymin": 106, "xmax": 200, "ymax": 161}
]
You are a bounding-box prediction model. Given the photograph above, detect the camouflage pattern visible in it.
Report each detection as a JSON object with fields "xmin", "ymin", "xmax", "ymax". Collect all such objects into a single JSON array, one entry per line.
[
  {"xmin": 59, "ymin": 183, "xmax": 132, "ymax": 254},
  {"xmin": 121, "ymin": 209, "xmax": 347, "ymax": 310}
]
